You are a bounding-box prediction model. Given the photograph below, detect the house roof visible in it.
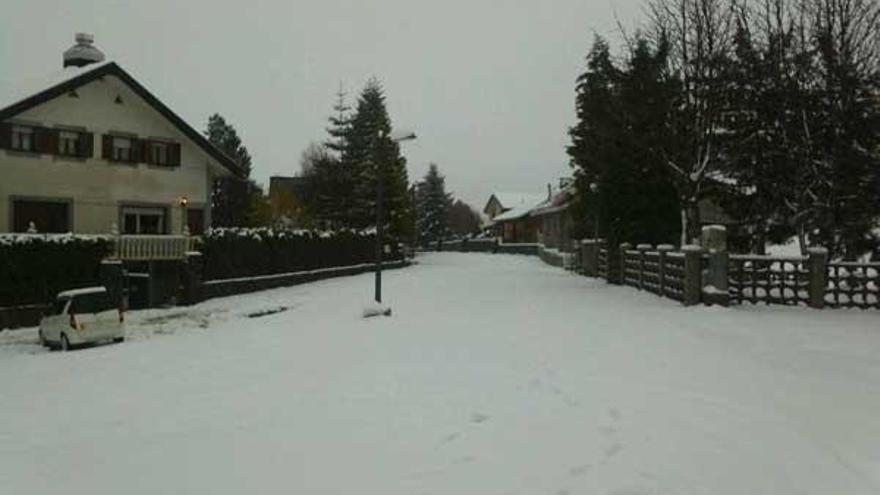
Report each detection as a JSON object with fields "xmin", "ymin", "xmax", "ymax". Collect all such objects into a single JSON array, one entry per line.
[
  {"xmin": 487, "ymin": 192, "xmax": 548, "ymax": 212},
  {"xmin": 0, "ymin": 61, "xmax": 245, "ymax": 178},
  {"xmin": 530, "ymin": 183, "xmax": 575, "ymax": 216}
]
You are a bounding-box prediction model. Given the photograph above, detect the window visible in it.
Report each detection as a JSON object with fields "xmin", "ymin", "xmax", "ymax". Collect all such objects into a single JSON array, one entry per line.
[
  {"xmin": 121, "ymin": 206, "xmax": 166, "ymax": 235},
  {"xmin": 58, "ymin": 131, "xmax": 80, "ymax": 156},
  {"xmin": 71, "ymin": 292, "xmax": 114, "ymax": 314},
  {"xmin": 150, "ymin": 142, "xmax": 169, "ymax": 165},
  {"xmin": 52, "ymin": 297, "xmax": 71, "ymax": 315},
  {"xmin": 112, "ymin": 136, "xmax": 132, "ymax": 162},
  {"xmin": 11, "ymin": 126, "xmax": 35, "ymax": 152},
  {"xmin": 12, "ymin": 199, "xmax": 70, "ymax": 233}
]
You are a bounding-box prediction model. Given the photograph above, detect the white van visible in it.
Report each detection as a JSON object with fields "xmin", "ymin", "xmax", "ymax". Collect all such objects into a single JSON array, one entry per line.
[{"xmin": 39, "ymin": 287, "xmax": 125, "ymax": 351}]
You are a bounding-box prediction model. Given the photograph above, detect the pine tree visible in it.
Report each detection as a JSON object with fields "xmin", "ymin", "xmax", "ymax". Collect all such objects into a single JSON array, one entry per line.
[
  {"xmin": 568, "ymin": 36, "xmax": 680, "ymax": 250},
  {"xmin": 346, "ymin": 79, "xmax": 412, "ymax": 238},
  {"xmin": 206, "ymin": 113, "xmax": 259, "ymax": 227},
  {"xmin": 324, "ymin": 83, "xmax": 352, "ymax": 158},
  {"xmin": 205, "ymin": 113, "xmax": 252, "ymax": 177},
  {"xmin": 416, "ymin": 164, "xmax": 453, "ymax": 244}
]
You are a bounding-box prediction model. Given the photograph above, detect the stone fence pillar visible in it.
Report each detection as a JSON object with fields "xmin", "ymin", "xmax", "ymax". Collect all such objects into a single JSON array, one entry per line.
[
  {"xmin": 609, "ymin": 243, "xmax": 631, "ymax": 285},
  {"xmin": 808, "ymin": 247, "xmax": 829, "ymax": 309},
  {"xmin": 701, "ymin": 225, "xmax": 729, "ymax": 307},
  {"xmin": 682, "ymin": 245, "xmax": 704, "ymax": 306},
  {"xmin": 580, "ymin": 240, "xmax": 600, "ymax": 277}
]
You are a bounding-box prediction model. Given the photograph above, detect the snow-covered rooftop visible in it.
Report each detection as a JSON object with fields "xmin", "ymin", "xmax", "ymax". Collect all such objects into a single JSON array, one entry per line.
[
  {"xmin": 491, "ymin": 192, "xmax": 548, "ymax": 211},
  {"xmin": 0, "ymin": 60, "xmax": 114, "ymax": 115}
]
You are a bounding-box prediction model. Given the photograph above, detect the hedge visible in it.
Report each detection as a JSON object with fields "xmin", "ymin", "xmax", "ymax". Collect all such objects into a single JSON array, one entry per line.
[
  {"xmin": 200, "ymin": 227, "xmax": 401, "ymax": 281},
  {"xmin": 0, "ymin": 234, "xmax": 114, "ymax": 307}
]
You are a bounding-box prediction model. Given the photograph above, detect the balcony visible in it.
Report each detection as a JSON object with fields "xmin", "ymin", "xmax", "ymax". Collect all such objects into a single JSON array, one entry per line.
[{"xmin": 113, "ymin": 235, "xmax": 198, "ymax": 261}]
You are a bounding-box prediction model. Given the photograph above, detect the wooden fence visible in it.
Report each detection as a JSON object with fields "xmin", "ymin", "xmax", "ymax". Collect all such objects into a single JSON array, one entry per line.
[
  {"xmin": 826, "ymin": 262, "xmax": 880, "ymax": 309},
  {"xmin": 581, "ymin": 238, "xmax": 877, "ymax": 309}
]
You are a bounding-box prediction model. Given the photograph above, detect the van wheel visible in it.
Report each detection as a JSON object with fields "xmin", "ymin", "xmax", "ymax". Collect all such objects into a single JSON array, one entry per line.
[
  {"xmin": 60, "ymin": 334, "xmax": 70, "ymax": 352},
  {"xmin": 113, "ymin": 336, "xmax": 125, "ymax": 343}
]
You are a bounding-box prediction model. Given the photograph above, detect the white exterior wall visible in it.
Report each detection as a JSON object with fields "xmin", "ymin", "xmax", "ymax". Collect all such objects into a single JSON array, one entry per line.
[{"xmin": 0, "ymin": 74, "xmax": 228, "ymax": 234}]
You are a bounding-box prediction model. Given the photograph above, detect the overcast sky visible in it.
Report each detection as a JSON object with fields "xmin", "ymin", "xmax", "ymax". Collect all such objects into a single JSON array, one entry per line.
[{"xmin": 1, "ymin": 0, "xmax": 643, "ymax": 209}]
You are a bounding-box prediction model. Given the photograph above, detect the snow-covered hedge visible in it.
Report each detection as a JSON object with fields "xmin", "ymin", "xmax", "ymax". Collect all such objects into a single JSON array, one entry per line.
[
  {"xmin": 201, "ymin": 227, "xmax": 395, "ymax": 281},
  {"xmin": 0, "ymin": 234, "xmax": 114, "ymax": 307}
]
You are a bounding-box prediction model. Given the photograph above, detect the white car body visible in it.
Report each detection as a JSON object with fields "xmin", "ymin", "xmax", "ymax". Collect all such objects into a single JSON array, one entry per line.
[{"xmin": 39, "ymin": 287, "xmax": 125, "ymax": 350}]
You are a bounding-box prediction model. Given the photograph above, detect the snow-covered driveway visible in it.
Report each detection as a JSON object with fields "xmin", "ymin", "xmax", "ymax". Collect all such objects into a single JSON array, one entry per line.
[{"xmin": 1, "ymin": 252, "xmax": 879, "ymax": 495}]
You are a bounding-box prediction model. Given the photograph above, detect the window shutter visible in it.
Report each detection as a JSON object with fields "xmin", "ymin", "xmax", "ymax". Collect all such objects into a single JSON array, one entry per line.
[
  {"xmin": 102, "ymin": 135, "xmax": 113, "ymax": 160},
  {"xmin": 143, "ymin": 140, "xmax": 153, "ymax": 165},
  {"xmin": 169, "ymin": 142, "xmax": 181, "ymax": 166},
  {"xmin": 130, "ymin": 138, "xmax": 141, "ymax": 163},
  {"xmin": 0, "ymin": 123, "xmax": 11, "ymax": 149},
  {"xmin": 79, "ymin": 132, "xmax": 94, "ymax": 158},
  {"xmin": 34, "ymin": 127, "xmax": 56, "ymax": 154}
]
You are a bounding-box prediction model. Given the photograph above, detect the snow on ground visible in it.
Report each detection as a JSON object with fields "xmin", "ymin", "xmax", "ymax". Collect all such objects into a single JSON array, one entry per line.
[{"xmin": 1, "ymin": 253, "xmax": 879, "ymax": 495}]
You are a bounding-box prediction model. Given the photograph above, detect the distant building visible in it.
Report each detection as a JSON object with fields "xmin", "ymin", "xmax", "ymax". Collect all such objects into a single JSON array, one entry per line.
[{"xmin": 483, "ymin": 191, "xmax": 547, "ymax": 243}]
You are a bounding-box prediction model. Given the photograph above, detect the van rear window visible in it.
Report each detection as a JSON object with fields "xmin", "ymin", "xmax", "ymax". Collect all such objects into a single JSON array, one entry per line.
[
  {"xmin": 53, "ymin": 298, "xmax": 70, "ymax": 315},
  {"xmin": 72, "ymin": 292, "xmax": 115, "ymax": 314}
]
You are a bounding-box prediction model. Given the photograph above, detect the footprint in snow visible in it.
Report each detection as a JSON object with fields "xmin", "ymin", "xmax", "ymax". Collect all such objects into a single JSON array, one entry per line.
[
  {"xmin": 604, "ymin": 443, "xmax": 623, "ymax": 459},
  {"xmin": 470, "ymin": 413, "xmax": 490, "ymax": 424},
  {"xmin": 569, "ymin": 464, "xmax": 592, "ymax": 477}
]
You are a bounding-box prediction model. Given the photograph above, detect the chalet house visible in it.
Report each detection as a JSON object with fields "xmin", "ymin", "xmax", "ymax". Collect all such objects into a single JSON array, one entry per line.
[
  {"xmin": 0, "ymin": 34, "xmax": 244, "ymax": 240},
  {"xmin": 483, "ymin": 192, "xmax": 546, "ymax": 243}
]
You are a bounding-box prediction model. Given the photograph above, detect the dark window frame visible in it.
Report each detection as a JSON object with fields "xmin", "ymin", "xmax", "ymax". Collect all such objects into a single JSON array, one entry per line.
[{"xmin": 10, "ymin": 125, "xmax": 36, "ymax": 152}]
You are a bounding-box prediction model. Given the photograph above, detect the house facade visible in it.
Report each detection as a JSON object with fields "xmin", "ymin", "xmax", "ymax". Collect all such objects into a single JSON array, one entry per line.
[
  {"xmin": 533, "ymin": 182, "xmax": 575, "ymax": 251},
  {"xmin": 0, "ymin": 34, "xmax": 243, "ymax": 237},
  {"xmin": 483, "ymin": 192, "xmax": 546, "ymax": 243}
]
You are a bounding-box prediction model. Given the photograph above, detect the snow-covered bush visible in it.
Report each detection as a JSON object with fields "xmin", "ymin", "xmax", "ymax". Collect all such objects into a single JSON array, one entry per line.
[
  {"xmin": 201, "ymin": 227, "xmax": 395, "ymax": 280},
  {"xmin": 0, "ymin": 234, "xmax": 114, "ymax": 307}
]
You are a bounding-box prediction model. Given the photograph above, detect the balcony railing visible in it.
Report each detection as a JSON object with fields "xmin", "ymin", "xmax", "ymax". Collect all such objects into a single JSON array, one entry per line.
[{"xmin": 113, "ymin": 235, "xmax": 198, "ymax": 261}]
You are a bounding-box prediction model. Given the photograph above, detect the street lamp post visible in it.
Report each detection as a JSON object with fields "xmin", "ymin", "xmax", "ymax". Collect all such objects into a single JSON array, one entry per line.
[{"xmin": 374, "ymin": 130, "xmax": 416, "ymax": 305}]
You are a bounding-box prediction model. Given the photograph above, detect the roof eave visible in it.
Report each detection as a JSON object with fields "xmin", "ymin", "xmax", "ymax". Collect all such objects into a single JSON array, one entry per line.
[{"xmin": 0, "ymin": 62, "xmax": 246, "ymax": 179}]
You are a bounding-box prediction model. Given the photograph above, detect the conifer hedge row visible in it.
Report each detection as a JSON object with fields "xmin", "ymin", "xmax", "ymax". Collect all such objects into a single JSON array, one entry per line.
[
  {"xmin": 200, "ymin": 228, "xmax": 400, "ymax": 281},
  {"xmin": 0, "ymin": 235, "xmax": 113, "ymax": 307}
]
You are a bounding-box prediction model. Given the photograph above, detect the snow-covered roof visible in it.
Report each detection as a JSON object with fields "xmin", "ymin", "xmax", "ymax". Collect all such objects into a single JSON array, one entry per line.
[
  {"xmin": 490, "ymin": 192, "xmax": 548, "ymax": 211},
  {"xmin": 0, "ymin": 61, "xmax": 114, "ymax": 113},
  {"xmin": 57, "ymin": 287, "xmax": 107, "ymax": 299}
]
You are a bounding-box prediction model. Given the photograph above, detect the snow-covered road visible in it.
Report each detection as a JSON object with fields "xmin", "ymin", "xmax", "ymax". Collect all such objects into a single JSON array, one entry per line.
[{"xmin": 1, "ymin": 253, "xmax": 879, "ymax": 495}]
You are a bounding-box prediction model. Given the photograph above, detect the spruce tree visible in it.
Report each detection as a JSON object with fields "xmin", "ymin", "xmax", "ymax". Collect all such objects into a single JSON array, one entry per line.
[
  {"xmin": 324, "ymin": 83, "xmax": 352, "ymax": 159},
  {"xmin": 346, "ymin": 79, "xmax": 411, "ymax": 238},
  {"xmin": 206, "ymin": 113, "xmax": 259, "ymax": 227},
  {"xmin": 416, "ymin": 164, "xmax": 453, "ymax": 244}
]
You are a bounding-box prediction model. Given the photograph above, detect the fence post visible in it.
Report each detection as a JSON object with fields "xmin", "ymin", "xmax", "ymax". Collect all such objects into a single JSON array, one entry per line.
[
  {"xmin": 612, "ymin": 243, "xmax": 631, "ymax": 285},
  {"xmin": 682, "ymin": 245, "xmax": 703, "ymax": 306},
  {"xmin": 657, "ymin": 244, "xmax": 673, "ymax": 298},
  {"xmin": 636, "ymin": 244, "xmax": 651, "ymax": 290},
  {"xmin": 580, "ymin": 240, "xmax": 595, "ymax": 277},
  {"xmin": 807, "ymin": 247, "xmax": 829, "ymax": 309},
  {"xmin": 701, "ymin": 225, "xmax": 729, "ymax": 307}
]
